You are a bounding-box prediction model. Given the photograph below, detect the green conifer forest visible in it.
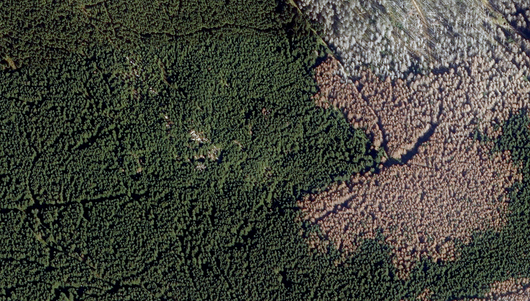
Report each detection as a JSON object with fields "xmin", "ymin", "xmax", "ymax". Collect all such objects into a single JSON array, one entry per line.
[{"xmin": 1, "ymin": 0, "xmax": 530, "ymax": 300}]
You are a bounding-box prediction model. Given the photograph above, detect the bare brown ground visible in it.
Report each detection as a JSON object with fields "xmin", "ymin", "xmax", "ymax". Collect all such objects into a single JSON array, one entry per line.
[{"xmin": 301, "ymin": 55, "xmax": 528, "ymax": 277}]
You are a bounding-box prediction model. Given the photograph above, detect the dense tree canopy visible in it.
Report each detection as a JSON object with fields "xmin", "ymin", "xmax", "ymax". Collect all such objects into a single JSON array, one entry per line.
[
  {"xmin": 1, "ymin": 1, "xmax": 529, "ymax": 300},
  {"xmin": 0, "ymin": 3, "xmax": 376, "ymax": 298}
]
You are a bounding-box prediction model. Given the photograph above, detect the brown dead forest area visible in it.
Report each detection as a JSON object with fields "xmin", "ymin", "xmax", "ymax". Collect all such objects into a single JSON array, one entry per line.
[{"xmin": 300, "ymin": 55, "xmax": 529, "ymax": 278}]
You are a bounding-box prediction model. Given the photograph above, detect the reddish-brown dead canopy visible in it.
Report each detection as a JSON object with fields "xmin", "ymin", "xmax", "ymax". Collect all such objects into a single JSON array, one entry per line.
[{"xmin": 301, "ymin": 56, "xmax": 528, "ymax": 277}]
